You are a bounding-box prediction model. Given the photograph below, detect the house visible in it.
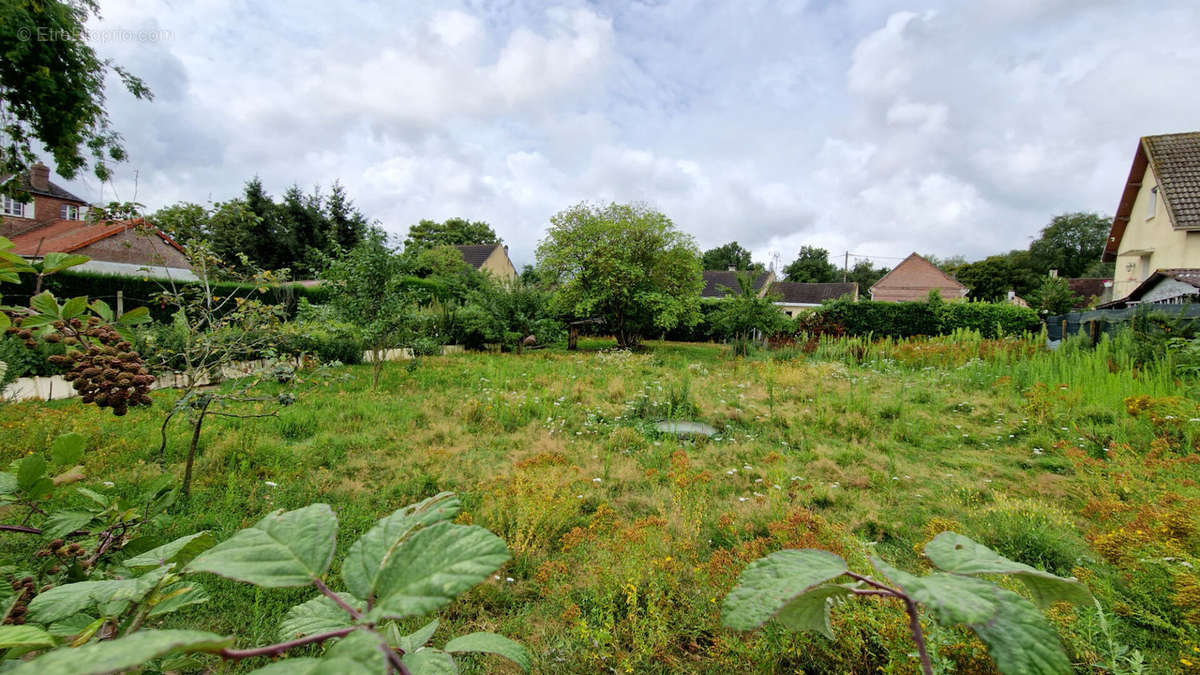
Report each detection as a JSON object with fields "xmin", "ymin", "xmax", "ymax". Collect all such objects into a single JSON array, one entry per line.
[
  {"xmin": 1103, "ymin": 132, "xmax": 1200, "ymax": 301},
  {"xmin": 1065, "ymin": 277, "xmax": 1113, "ymax": 308},
  {"xmin": 768, "ymin": 281, "xmax": 858, "ymax": 317},
  {"xmin": 701, "ymin": 269, "xmax": 775, "ymax": 299},
  {"xmin": 3, "ymin": 163, "xmax": 195, "ymax": 280},
  {"xmin": 869, "ymin": 253, "xmax": 968, "ymax": 302},
  {"xmin": 453, "ymin": 244, "xmax": 517, "ymax": 281},
  {"xmin": 1099, "ymin": 268, "xmax": 1199, "ymax": 308}
]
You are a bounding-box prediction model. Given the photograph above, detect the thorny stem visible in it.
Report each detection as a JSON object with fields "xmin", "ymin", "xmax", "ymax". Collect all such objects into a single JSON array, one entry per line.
[
  {"xmin": 845, "ymin": 572, "xmax": 934, "ymax": 675},
  {"xmin": 313, "ymin": 578, "xmax": 364, "ymax": 621},
  {"xmin": 218, "ymin": 627, "xmax": 357, "ymax": 660}
]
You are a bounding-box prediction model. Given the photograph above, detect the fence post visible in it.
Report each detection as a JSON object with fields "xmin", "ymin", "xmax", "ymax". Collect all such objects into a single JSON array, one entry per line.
[
  {"xmin": 1060, "ymin": 319, "xmax": 1067, "ymax": 339},
  {"xmin": 116, "ymin": 290, "xmax": 124, "ymax": 317}
]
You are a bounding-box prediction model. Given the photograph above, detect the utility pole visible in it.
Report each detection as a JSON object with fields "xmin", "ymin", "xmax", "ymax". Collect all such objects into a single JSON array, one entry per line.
[{"xmin": 843, "ymin": 251, "xmax": 849, "ymax": 283}]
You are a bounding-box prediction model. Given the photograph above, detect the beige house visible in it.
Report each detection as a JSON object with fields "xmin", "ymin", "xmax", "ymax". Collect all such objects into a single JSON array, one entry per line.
[
  {"xmin": 454, "ymin": 244, "xmax": 518, "ymax": 281},
  {"xmin": 869, "ymin": 253, "xmax": 967, "ymax": 302},
  {"xmin": 1103, "ymin": 132, "xmax": 1200, "ymax": 300}
]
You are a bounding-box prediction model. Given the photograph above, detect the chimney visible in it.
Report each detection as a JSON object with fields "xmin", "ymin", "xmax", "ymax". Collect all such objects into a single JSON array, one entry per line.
[
  {"xmin": 30, "ymin": 162, "xmax": 50, "ymax": 192},
  {"xmin": 1007, "ymin": 290, "xmax": 1016, "ymax": 301},
  {"xmin": 1048, "ymin": 269, "xmax": 1058, "ymax": 278}
]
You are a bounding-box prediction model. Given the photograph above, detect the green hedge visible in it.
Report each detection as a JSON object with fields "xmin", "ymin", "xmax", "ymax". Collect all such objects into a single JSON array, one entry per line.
[
  {"xmin": 809, "ymin": 299, "xmax": 1040, "ymax": 339},
  {"xmin": 3, "ymin": 270, "xmax": 331, "ymax": 323}
]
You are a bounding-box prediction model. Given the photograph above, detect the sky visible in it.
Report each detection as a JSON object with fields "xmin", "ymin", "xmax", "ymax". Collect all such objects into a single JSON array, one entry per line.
[{"xmin": 66, "ymin": 0, "xmax": 1200, "ymax": 270}]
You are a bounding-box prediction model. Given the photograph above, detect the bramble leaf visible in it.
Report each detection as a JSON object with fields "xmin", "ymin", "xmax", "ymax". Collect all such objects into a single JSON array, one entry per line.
[
  {"xmin": 116, "ymin": 306, "xmax": 150, "ymax": 326},
  {"xmin": 445, "ymin": 631, "xmax": 531, "ymax": 671},
  {"xmin": 720, "ymin": 549, "xmax": 849, "ymax": 632},
  {"xmin": 10, "ymin": 629, "xmax": 231, "ymax": 675},
  {"xmin": 46, "ymin": 613, "xmax": 97, "ymax": 638},
  {"xmin": 277, "ymin": 593, "xmax": 362, "ymax": 640},
  {"xmin": 28, "ymin": 568, "xmax": 169, "ymax": 623},
  {"xmin": 403, "ymin": 647, "xmax": 459, "ymax": 674},
  {"xmin": 49, "ymin": 434, "xmax": 86, "ymax": 467},
  {"xmin": 392, "ymin": 618, "xmax": 438, "ymax": 654},
  {"xmin": 369, "ymin": 522, "xmax": 509, "ymax": 621},
  {"xmin": 774, "ymin": 584, "xmax": 854, "ymax": 638},
  {"xmin": 147, "ymin": 582, "xmax": 209, "ymax": 617},
  {"xmin": 29, "ymin": 291, "xmax": 59, "ymax": 318},
  {"xmin": 924, "ymin": 532, "xmax": 1091, "ymax": 608},
  {"xmin": 40, "ymin": 253, "xmax": 89, "ymax": 276},
  {"xmin": 343, "ymin": 492, "xmax": 460, "ymax": 601},
  {"xmin": 41, "ymin": 511, "xmax": 97, "ymax": 539},
  {"xmin": 247, "ymin": 658, "xmax": 374, "ymax": 674},
  {"xmin": 187, "ymin": 504, "xmax": 337, "ymax": 587},
  {"xmin": 60, "ymin": 296, "xmax": 88, "ymax": 320},
  {"xmin": 324, "ymin": 629, "xmax": 387, "ymax": 671},
  {"xmin": 871, "ymin": 557, "xmax": 999, "ymax": 626},
  {"xmin": 124, "ymin": 531, "xmax": 214, "ymax": 572},
  {"xmin": 0, "ymin": 624, "xmax": 55, "ymax": 649},
  {"xmin": 969, "ymin": 587, "xmax": 1072, "ymax": 675},
  {"xmin": 16, "ymin": 454, "xmax": 46, "ymax": 490}
]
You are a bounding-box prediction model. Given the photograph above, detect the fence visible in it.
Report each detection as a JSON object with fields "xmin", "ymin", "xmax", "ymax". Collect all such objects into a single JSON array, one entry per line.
[{"xmin": 1043, "ymin": 304, "xmax": 1200, "ymax": 341}]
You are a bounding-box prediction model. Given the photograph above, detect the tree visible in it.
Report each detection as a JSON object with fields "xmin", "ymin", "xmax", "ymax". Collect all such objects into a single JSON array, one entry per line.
[
  {"xmin": 710, "ymin": 273, "xmax": 786, "ymax": 355},
  {"xmin": 1027, "ymin": 212, "xmax": 1111, "ymax": 278},
  {"xmin": 0, "ymin": 0, "xmax": 151, "ymax": 195},
  {"xmin": 326, "ymin": 180, "xmax": 369, "ymax": 252},
  {"xmin": 701, "ymin": 241, "xmax": 762, "ymax": 272},
  {"xmin": 150, "ymin": 202, "xmax": 209, "ymax": 244},
  {"xmin": 404, "ymin": 218, "xmax": 499, "ymax": 251},
  {"xmin": 783, "ymin": 246, "xmax": 839, "ymax": 283},
  {"xmin": 925, "ymin": 254, "xmax": 969, "ymax": 277},
  {"xmin": 955, "ymin": 255, "xmax": 1022, "ymax": 302},
  {"xmin": 846, "ymin": 260, "xmax": 889, "ymax": 290},
  {"xmin": 536, "ymin": 202, "xmax": 703, "ymax": 349},
  {"xmin": 1026, "ymin": 276, "xmax": 1082, "ymax": 315}
]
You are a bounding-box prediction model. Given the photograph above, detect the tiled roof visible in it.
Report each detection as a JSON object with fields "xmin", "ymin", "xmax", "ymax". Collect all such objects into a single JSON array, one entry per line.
[
  {"xmin": 1144, "ymin": 132, "xmax": 1200, "ymax": 230},
  {"xmin": 869, "ymin": 253, "xmax": 966, "ymax": 293},
  {"xmin": 768, "ymin": 281, "xmax": 857, "ymax": 304},
  {"xmin": 1065, "ymin": 278, "xmax": 1110, "ymax": 302},
  {"xmin": 9, "ymin": 218, "xmax": 183, "ymax": 256},
  {"xmin": 1098, "ymin": 268, "xmax": 1200, "ymax": 308},
  {"xmin": 701, "ymin": 270, "xmax": 771, "ymax": 298},
  {"xmin": 454, "ymin": 244, "xmax": 500, "ymax": 269},
  {"xmin": 1, "ymin": 173, "xmax": 86, "ymax": 204}
]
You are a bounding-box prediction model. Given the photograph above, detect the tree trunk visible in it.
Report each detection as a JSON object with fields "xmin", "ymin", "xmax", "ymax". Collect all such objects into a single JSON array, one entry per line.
[{"xmin": 181, "ymin": 398, "xmax": 212, "ymax": 496}]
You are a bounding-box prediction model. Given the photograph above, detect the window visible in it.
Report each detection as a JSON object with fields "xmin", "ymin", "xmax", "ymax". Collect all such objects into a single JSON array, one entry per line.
[
  {"xmin": 1, "ymin": 196, "xmax": 26, "ymax": 218},
  {"xmin": 1146, "ymin": 185, "xmax": 1157, "ymax": 219},
  {"xmin": 60, "ymin": 204, "xmax": 80, "ymax": 220},
  {"xmin": 1140, "ymin": 254, "xmax": 1152, "ymax": 281}
]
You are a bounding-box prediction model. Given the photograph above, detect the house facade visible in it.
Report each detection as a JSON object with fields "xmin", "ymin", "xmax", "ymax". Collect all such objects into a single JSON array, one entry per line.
[
  {"xmin": 3, "ymin": 163, "xmax": 194, "ymax": 280},
  {"xmin": 1103, "ymin": 132, "xmax": 1200, "ymax": 301},
  {"xmin": 454, "ymin": 244, "xmax": 518, "ymax": 281},
  {"xmin": 869, "ymin": 253, "xmax": 967, "ymax": 302}
]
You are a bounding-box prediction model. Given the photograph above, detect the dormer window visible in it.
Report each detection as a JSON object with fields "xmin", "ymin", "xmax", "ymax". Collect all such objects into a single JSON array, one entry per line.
[
  {"xmin": 1146, "ymin": 185, "xmax": 1157, "ymax": 219},
  {"xmin": 60, "ymin": 204, "xmax": 80, "ymax": 220},
  {"xmin": 1, "ymin": 196, "xmax": 27, "ymax": 218}
]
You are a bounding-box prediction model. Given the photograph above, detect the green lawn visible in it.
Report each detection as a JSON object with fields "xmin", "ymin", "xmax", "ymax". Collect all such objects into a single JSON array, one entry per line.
[{"xmin": 1, "ymin": 338, "xmax": 1197, "ymax": 673}]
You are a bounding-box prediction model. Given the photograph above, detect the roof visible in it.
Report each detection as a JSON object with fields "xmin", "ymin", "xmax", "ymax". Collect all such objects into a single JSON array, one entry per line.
[
  {"xmin": 1, "ymin": 172, "xmax": 86, "ymax": 204},
  {"xmin": 9, "ymin": 218, "xmax": 184, "ymax": 256},
  {"xmin": 869, "ymin": 253, "xmax": 966, "ymax": 293},
  {"xmin": 1097, "ymin": 268, "xmax": 1200, "ymax": 308},
  {"xmin": 453, "ymin": 244, "xmax": 502, "ymax": 269},
  {"xmin": 701, "ymin": 270, "xmax": 772, "ymax": 298},
  {"xmin": 769, "ymin": 281, "xmax": 857, "ymax": 305},
  {"xmin": 1065, "ymin": 278, "xmax": 1110, "ymax": 301},
  {"xmin": 1104, "ymin": 132, "xmax": 1200, "ymax": 262}
]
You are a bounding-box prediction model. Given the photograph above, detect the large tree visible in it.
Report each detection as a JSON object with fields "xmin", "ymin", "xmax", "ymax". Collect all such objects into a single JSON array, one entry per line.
[
  {"xmin": 536, "ymin": 202, "xmax": 703, "ymax": 348},
  {"xmin": 404, "ymin": 218, "xmax": 499, "ymax": 251},
  {"xmin": 701, "ymin": 241, "xmax": 761, "ymax": 271},
  {"xmin": 1, "ymin": 0, "xmax": 151, "ymax": 195},
  {"xmin": 783, "ymin": 246, "xmax": 839, "ymax": 283},
  {"xmin": 1027, "ymin": 212, "xmax": 1111, "ymax": 278},
  {"xmin": 955, "ymin": 253, "xmax": 1040, "ymax": 302}
]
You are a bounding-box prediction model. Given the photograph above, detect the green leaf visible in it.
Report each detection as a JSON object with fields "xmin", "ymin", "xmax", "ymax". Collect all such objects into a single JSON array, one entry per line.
[
  {"xmin": 774, "ymin": 584, "xmax": 854, "ymax": 639},
  {"xmin": 42, "ymin": 511, "xmax": 98, "ymax": 539},
  {"xmin": 28, "ymin": 568, "xmax": 169, "ymax": 624},
  {"xmin": 116, "ymin": 306, "xmax": 150, "ymax": 326},
  {"xmin": 871, "ymin": 557, "xmax": 999, "ymax": 626},
  {"xmin": 342, "ymin": 492, "xmax": 461, "ymax": 601},
  {"xmin": 444, "ymin": 632, "xmax": 531, "ymax": 671},
  {"xmin": 720, "ymin": 549, "xmax": 849, "ymax": 631},
  {"xmin": 924, "ymin": 532, "xmax": 1092, "ymax": 607},
  {"xmin": 324, "ymin": 629, "xmax": 387, "ymax": 671},
  {"xmin": 0, "ymin": 472, "xmax": 20, "ymax": 495},
  {"xmin": 0, "ymin": 313, "xmax": 9, "ymax": 331},
  {"xmin": 40, "ymin": 253, "xmax": 90, "ymax": 275},
  {"xmin": 393, "ymin": 619, "xmax": 438, "ymax": 654},
  {"xmin": 29, "ymin": 291, "xmax": 60, "ymax": 319},
  {"xmin": 277, "ymin": 593, "xmax": 362, "ymax": 640},
  {"xmin": 76, "ymin": 487, "xmax": 109, "ymax": 508},
  {"xmin": 0, "ymin": 625, "xmax": 55, "ymax": 649},
  {"xmin": 49, "ymin": 434, "xmax": 86, "ymax": 467},
  {"xmin": 16, "ymin": 454, "xmax": 47, "ymax": 490},
  {"xmin": 10, "ymin": 629, "xmax": 231, "ymax": 675},
  {"xmin": 187, "ymin": 504, "xmax": 338, "ymax": 587},
  {"xmin": 403, "ymin": 648, "xmax": 459, "ymax": 674},
  {"xmin": 46, "ymin": 613, "xmax": 98, "ymax": 638},
  {"xmin": 147, "ymin": 582, "xmax": 209, "ymax": 618},
  {"xmin": 60, "ymin": 296, "xmax": 88, "ymax": 320},
  {"xmin": 369, "ymin": 523, "xmax": 510, "ymax": 621},
  {"xmin": 25, "ymin": 477, "xmax": 54, "ymax": 501},
  {"xmin": 969, "ymin": 587, "xmax": 1073, "ymax": 675},
  {"xmin": 88, "ymin": 300, "xmax": 113, "ymax": 322},
  {"xmin": 124, "ymin": 531, "xmax": 214, "ymax": 572},
  {"xmin": 247, "ymin": 657, "xmax": 375, "ymax": 675}
]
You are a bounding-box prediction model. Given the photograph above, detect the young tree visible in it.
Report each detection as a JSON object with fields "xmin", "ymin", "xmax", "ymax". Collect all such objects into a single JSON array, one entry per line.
[
  {"xmin": 0, "ymin": 0, "xmax": 151, "ymax": 194},
  {"xmin": 783, "ymin": 246, "xmax": 839, "ymax": 283},
  {"xmin": 701, "ymin": 241, "xmax": 761, "ymax": 271},
  {"xmin": 404, "ymin": 218, "xmax": 499, "ymax": 251},
  {"xmin": 711, "ymin": 273, "xmax": 786, "ymax": 355},
  {"xmin": 150, "ymin": 202, "xmax": 209, "ymax": 244},
  {"xmin": 537, "ymin": 202, "xmax": 703, "ymax": 349},
  {"xmin": 1028, "ymin": 212, "xmax": 1111, "ymax": 278},
  {"xmin": 326, "ymin": 180, "xmax": 369, "ymax": 252},
  {"xmin": 1026, "ymin": 276, "xmax": 1082, "ymax": 315}
]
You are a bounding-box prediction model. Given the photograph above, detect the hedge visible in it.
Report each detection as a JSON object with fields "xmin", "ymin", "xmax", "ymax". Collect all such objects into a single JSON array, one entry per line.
[
  {"xmin": 3, "ymin": 270, "xmax": 331, "ymax": 323},
  {"xmin": 808, "ymin": 299, "xmax": 1040, "ymax": 339}
]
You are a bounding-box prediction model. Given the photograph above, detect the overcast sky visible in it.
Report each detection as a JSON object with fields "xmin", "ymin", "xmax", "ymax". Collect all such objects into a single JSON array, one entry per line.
[{"xmin": 67, "ymin": 0, "xmax": 1200, "ymax": 269}]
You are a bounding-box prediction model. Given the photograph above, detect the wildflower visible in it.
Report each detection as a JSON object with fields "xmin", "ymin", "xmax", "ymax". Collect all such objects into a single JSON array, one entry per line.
[
  {"xmin": 592, "ymin": 477, "xmax": 602, "ymax": 483},
  {"xmin": 506, "ymin": 577, "xmax": 515, "ymax": 583},
  {"xmin": 738, "ymin": 497, "xmax": 748, "ymax": 502},
  {"xmin": 264, "ymin": 481, "xmax": 278, "ymax": 487},
  {"xmin": 102, "ymin": 481, "xmax": 115, "ymax": 488}
]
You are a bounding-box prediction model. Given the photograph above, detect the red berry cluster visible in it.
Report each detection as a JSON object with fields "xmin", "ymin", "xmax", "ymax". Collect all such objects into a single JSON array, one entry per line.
[
  {"xmin": 4, "ymin": 576, "xmax": 37, "ymax": 625},
  {"xmin": 22, "ymin": 317, "xmax": 156, "ymax": 416}
]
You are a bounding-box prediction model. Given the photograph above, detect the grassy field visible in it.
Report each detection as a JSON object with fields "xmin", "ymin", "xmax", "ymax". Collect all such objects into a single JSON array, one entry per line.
[{"xmin": 1, "ymin": 336, "xmax": 1198, "ymax": 673}]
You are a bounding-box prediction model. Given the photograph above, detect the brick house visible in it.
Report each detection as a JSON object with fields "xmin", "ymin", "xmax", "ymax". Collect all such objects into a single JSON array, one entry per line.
[
  {"xmin": 2, "ymin": 163, "xmax": 194, "ymax": 280},
  {"xmin": 869, "ymin": 253, "xmax": 968, "ymax": 302}
]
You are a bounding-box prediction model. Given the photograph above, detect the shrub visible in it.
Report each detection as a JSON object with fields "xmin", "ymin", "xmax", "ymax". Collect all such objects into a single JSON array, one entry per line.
[
  {"xmin": 805, "ymin": 299, "xmax": 1039, "ymax": 339},
  {"xmin": 969, "ymin": 499, "xmax": 1088, "ymax": 576}
]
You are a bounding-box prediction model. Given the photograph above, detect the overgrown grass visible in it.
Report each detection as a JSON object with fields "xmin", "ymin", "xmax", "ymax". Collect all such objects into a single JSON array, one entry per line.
[{"xmin": 0, "ymin": 334, "xmax": 1197, "ymax": 672}]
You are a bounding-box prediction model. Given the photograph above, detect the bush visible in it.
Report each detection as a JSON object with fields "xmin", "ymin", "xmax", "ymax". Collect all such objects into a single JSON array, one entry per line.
[
  {"xmin": 969, "ymin": 499, "xmax": 1087, "ymax": 576},
  {"xmin": 275, "ymin": 322, "xmax": 365, "ymax": 365},
  {"xmin": 807, "ymin": 299, "xmax": 1039, "ymax": 339}
]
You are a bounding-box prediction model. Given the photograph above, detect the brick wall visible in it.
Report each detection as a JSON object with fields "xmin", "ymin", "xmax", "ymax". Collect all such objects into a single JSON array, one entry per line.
[
  {"xmin": 74, "ymin": 229, "xmax": 191, "ymax": 269},
  {"xmin": 1, "ymin": 194, "xmax": 86, "ymax": 238},
  {"xmin": 871, "ymin": 255, "xmax": 967, "ymax": 302}
]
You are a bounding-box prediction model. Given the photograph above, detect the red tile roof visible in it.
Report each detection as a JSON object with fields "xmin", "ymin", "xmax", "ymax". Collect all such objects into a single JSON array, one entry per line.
[{"xmin": 9, "ymin": 218, "xmax": 184, "ymax": 256}]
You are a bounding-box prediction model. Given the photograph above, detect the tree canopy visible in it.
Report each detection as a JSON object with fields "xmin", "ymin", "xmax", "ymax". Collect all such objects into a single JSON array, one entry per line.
[
  {"xmin": 701, "ymin": 242, "xmax": 762, "ymax": 272},
  {"xmin": 1027, "ymin": 212, "xmax": 1111, "ymax": 279},
  {"xmin": 404, "ymin": 218, "xmax": 499, "ymax": 251},
  {"xmin": 536, "ymin": 202, "xmax": 703, "ymax": 348},
  {"xmin": 1, "ymin": 0, "xmax": 151, "ymax": 195},
  {"xmin": 710, "ymin": 272, "xmax": 786, "ymax": 354},
  {"xmin": 846, "ymin": 260, "xmax": 890, "ymax": 290},
  {"xmin": 783, "ymin": 246, "xmax": 839, "ymax": 283}
]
